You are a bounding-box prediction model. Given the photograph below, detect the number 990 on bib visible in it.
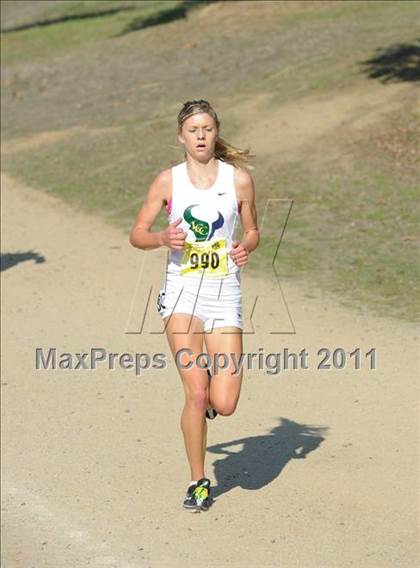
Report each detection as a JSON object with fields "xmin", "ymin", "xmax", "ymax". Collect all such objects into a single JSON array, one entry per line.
[{"xmin": 181, "ymin": 238, "xmax": 228, "ymax": 277}]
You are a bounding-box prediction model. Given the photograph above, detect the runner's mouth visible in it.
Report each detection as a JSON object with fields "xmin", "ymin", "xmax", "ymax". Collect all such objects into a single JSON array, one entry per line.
[{"xmin": 196, "ymin": 144, "xmax": 206, "ymax": 150}]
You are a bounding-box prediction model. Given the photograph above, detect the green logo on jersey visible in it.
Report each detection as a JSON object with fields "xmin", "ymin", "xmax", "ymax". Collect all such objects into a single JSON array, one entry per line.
[{"xmin": 183, "ymin": 205, "xmax": 224, "ymax": 242}]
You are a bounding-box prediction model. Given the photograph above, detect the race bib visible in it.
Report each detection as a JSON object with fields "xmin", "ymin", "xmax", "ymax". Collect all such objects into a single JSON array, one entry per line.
[{"xmin": 181, "ymin": 238, "xmax": 228, "ymax": 277}]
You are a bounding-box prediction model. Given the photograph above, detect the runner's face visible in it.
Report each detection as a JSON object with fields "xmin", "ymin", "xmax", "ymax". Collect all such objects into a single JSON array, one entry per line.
[{"xmin": 178, "ymin": 113, "xmax": 218, "ymax": 159}]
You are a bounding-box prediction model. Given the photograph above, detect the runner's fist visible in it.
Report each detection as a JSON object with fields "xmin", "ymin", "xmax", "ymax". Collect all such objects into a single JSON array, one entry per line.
[
  {"xmin": 230, "ymin": 240, "xmax": 249, "ymax": 267},
  {"xmin": 161, "ymin": 217, "xmax": 187, "ymax": 251}
]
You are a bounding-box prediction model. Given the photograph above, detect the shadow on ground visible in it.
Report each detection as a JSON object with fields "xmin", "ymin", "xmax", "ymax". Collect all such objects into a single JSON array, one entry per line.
[
  {"xmin": 116, "ymin": 0, "xmax": 217, "ymax": 36},
  {"xmin": 207, "ymin": 417, "xmax": 328, "ymax": 499},
  {"xmin": 360, "ymin": 38, "xmax": 420, "ymax": 83},
  {"xmin": 1, "ymin": 5, "xmax": 137, "ymax": 33},
  {"xmin": 1, "ymin": 251, "xmax": 46, "ymax": 271}
]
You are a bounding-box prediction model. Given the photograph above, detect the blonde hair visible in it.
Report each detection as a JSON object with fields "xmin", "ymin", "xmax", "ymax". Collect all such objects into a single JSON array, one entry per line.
[{"xmin": 177, "ymin": 99, "xmax": 255, "ymax": 171}]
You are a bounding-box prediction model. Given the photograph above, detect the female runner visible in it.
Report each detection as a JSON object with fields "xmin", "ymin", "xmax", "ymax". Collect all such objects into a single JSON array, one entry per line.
[{"xmin": 129, "ymin": 99, "xmax": 259, "ymax": 512}]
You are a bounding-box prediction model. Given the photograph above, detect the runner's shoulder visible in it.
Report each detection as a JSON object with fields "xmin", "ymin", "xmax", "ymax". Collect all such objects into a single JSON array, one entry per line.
[
  {"xmin": 233, "ymin": 165, "xmax": 254, "ymax": 197},
  {"xmin": 150, "ymin": 168, "xmax": 172, "ymax": 203},
  {"xmin": 153, "ymin": 168, "xmax": 172, "ymax": 187}
]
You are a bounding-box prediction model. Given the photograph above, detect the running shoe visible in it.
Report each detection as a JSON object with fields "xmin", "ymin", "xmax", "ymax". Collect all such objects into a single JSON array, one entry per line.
[
  {"xmin": 183, "ymin": 481, "xmax": 199, "ymax": 512},
  {"xmin": 183, "ymin": 478, "xmax": 211, "ymax": 512},
  {"xmin": 205, "ymin": 369, "xmax": 218, "ymax": 420}
]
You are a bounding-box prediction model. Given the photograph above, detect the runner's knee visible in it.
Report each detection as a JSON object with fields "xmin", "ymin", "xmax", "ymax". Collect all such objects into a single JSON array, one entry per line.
[
  {"xmin": 185, "ymin": 387, "xmax": 209, "ymax": 412},
  {"xmin": 213, "ymin": 398, "xmax": 238, "ymax": 416}
]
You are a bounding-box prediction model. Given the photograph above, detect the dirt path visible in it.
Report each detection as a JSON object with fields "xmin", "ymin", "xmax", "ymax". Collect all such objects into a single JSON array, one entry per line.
[
  {"xmin": 232, "ymin": 80, "xmax": 415, "ymax": 161},
  {"xmin": 1, "ymin": 172, "xmax": 418, "ymax": 567}
]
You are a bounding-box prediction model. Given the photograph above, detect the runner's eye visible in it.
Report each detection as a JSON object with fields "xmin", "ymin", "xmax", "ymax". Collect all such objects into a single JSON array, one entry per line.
[{"xmin": 188, "ymin": 128, "xmax": 213, "ymax": 132}]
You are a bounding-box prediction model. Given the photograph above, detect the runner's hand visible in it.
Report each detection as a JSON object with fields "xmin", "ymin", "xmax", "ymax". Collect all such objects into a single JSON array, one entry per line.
[
  {"xmin": 161, "ymin": 217, "xmax": 187, "ymax": 251},
  {"xmin": 230, "ymin": 240, "xmax": 249, "ymax": 267}
]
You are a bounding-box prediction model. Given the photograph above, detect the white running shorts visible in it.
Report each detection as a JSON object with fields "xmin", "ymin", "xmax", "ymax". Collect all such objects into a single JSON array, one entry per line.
[{"xmin": 156, "ymin": 271, "xmax": 243, "ymax": 331}]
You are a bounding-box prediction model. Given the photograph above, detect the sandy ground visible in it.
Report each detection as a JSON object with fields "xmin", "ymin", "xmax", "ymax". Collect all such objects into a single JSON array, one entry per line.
[{"xmin": 1, "ymin": 171, "xmax": 419, "ymax": 567}]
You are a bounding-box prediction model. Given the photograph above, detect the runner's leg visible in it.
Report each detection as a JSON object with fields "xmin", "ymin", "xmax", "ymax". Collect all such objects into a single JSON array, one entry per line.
[
  {"xmin": 204, "ymin": 326, "xmax": 243, "ymax": 416},
  {"xmin": 202, "ymin": 415, "xmax": 208, "ymax": 467},
  {"xmin": 164, "ymin": 313, "xmax": 209, "ymax": 481}
]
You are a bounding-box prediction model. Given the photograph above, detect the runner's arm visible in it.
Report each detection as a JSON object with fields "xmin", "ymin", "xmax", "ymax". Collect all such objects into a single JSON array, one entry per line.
[
  {"xmin": 235, "ymin": 168, "xmax": 260, "ymax": 254},
  {"xmin": 129, "ymin": 170, "xmax": 169, "ymax": 250}
]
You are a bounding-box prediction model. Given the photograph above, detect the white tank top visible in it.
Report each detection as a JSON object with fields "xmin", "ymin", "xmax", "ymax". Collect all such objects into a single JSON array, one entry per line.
[{"xmin": 165, "ymin": 158, "xmax": 240, "ymax": 278}]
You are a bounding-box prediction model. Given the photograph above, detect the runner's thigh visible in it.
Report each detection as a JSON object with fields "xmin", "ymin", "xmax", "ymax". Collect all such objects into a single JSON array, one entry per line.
[
  {"xmin": 164, "ymin": 313, "xmax": 209, "ymax": 398},
  {"xmin": 204, "ymin": 326, "xmax": 243, "ymax": 410}
]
